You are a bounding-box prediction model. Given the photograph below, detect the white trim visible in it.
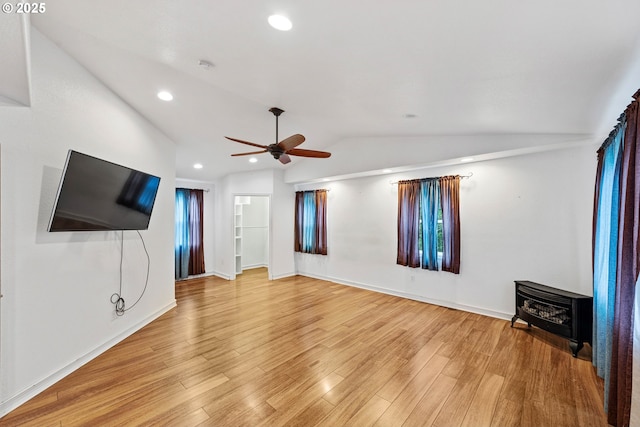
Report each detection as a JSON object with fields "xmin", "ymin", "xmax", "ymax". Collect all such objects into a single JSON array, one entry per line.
[
  {"xmin": 211, "ymin": 270, "xmax": 232, "ymax": 280},
  {"xmin": 176, "ymin": 271, "xmax": 222, "ymax": 281},
  {"xmin": 241, "ymin": 263, "xmax": 268, "ymax": 270},
  {"xmin": 297, "ymin": 271, "xmax": 514, "ymax": 321},
  {"xmin": 271, "ymin": 271, "xmax": 297, "ymax": 281},
  {"xmin": 0, "ymin": 300, "xmax": 176, "ymax": 418}
]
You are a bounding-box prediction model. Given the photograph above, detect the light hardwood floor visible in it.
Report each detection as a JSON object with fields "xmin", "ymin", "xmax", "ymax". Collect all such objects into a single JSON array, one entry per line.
[{"xmin": 1, "ymin": 268, "xmax": 609, "ymax": 426}]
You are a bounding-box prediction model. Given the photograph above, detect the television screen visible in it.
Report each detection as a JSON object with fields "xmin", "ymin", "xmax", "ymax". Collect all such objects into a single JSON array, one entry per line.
[{"xmin": 48, "ymin": 150, "xmax": 161, "ymax": 231}]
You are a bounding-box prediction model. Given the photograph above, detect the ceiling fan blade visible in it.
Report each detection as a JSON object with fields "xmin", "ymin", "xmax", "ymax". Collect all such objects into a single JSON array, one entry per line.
[
  {"xmin": 279, "ymin": 154, "xmax": 291, "ymax": 164},
  {"xmin": 278, "ymin": 134, "xmax": 305, "ymax": 152},
  {"xmin": 225, "ymin": 136, "xmax": 268, "ymax": 149},
  {"xmin": 231, "ymin": 150, "xmax": 268, "ymax": 156},
  {"xmin": 287, "ymin": 148, "xmax": 332, "ymax": 158}
]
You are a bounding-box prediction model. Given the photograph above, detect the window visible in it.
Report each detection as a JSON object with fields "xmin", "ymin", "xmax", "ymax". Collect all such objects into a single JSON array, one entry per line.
[
  {"xmin": 418, "ymin": 206, "xmax": 443, "ymax": 262},
  {"xmin": 397, "ymin": 176, "xmax": 460, "ymax": 273},
  {"xmin": 294, "ymin": 189, "xmax": 328, "ymax": 255},
  {"xmin": 175, "ymin": 188, "xmax": 205, "ymax": 279}
]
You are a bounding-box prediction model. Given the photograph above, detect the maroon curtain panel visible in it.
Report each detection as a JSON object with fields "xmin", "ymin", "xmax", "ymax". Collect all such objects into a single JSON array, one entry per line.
[
  {"xmin": 315, "ymin": 190, "xmax": 328, "ymax": 255},
  {"xmin": 440, "ymin": 175, "xmax": 461, "ymax": 274},
  {"xmin": 294, "ymin": 191, "xmax": 304, "ymax": 252},
  {"xmin": 608, "ymin": 90, "xmax": 640, "ymax": 427},
  {"xmin": 187, "ymin": 189, "xmax": 205, "ymax": 275},
  {"xmin": 397, "ymin": 180, "xmax": 421, "ymax": 267}
]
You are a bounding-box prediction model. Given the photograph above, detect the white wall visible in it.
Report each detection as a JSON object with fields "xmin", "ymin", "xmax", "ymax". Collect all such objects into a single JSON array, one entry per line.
[
  {"xmin": 215, "ymin": 169, "xmax": 295, "ymax": 280},
  {"xmin": 270, "ymin": 170, "xmax": 296, "ymax": 279},
  {"xmin": 295, "ymin": 143, "xmax": 596, "ymax": 319},
  {"xmin": 285, "ymin": 134, "xmax": 592, "ymax": 183},
  {"xmin": 241, "ymin": 196, "xmax": 269, "ymax": 269},
  {"xmin": 175, "ymin": 179, "xmax": 216, "ymax": 276},
  {"xmin": 0, "ymin": 30, "xmax": 176, "ymax": 416}
]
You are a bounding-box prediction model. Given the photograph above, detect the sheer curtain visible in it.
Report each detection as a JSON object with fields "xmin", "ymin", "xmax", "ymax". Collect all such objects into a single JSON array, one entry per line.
[
  {"xmin": 303, "ymin": 191, "xmax": 316, "ymax": 252},
  {"xmin": 593, "ymin": 121, "xmax": 624, "ymax": 414},
  {"xmin": 420, "ymin": 179, "xmax": 440, "ymax": 270}
]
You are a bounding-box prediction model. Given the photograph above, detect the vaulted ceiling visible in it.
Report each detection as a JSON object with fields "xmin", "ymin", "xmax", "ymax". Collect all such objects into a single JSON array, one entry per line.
[{"xmin": 4, "ymin": 1, "xmax": 640, "ymax": 181}]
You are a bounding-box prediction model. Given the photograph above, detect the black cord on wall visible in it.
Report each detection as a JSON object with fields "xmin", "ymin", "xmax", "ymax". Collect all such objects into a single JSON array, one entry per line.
[{"xmin": 110, "ymin": 230, "xmax": 150, "ymax": 316}]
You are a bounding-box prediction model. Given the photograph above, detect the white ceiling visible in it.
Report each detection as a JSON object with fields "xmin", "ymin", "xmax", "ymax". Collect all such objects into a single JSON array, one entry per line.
[
  {"xmin": 20, "ymin": 0, "xmax": 640, "ymax": 181},
  {"xmin": 1, "ymin": 13, "xmax": 30, "ymax": 106}
]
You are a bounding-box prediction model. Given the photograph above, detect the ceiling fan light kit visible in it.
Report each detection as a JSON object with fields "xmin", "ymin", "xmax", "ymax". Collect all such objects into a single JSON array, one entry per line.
[{"xmin": 226, "ymin": 108, "xmax": 331, "ymax": 165}]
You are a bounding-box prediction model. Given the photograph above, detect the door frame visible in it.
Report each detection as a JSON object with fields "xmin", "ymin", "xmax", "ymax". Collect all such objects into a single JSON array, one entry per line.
[{"xmin": 232, "ymin": 193, "xmax": 272, "ymax": 280}]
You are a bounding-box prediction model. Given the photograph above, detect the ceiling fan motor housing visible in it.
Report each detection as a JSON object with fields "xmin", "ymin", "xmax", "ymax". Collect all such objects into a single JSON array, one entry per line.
[
  {"xmin": 268, "ymin": 144, "xmax": 285, "ymax": 159},
  {"xmin": 269, "ymin": 107, "xmax": 284, "ymax": 117}
]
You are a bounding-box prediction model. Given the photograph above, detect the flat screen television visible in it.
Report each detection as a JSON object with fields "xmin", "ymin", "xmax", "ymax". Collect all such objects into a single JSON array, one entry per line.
[{"xmin": 48, "ymin": 150, "xmax": 161, "ymax": 232}]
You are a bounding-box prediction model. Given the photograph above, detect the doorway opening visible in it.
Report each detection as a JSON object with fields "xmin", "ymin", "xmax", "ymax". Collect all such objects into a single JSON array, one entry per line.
[{"xmin": 234, "ymin": 195, "xmax": 270, "ymax": 278}]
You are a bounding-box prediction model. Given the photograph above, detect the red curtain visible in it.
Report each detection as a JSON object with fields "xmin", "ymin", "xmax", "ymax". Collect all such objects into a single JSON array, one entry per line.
[
  {"xmin": 608, "ymin": 90, "xmax": 640, "ymax": 427},
  {"xmin": 440, "ymin": 176, "xmax": 461, "ymax": 274},
  {"xmin": 315, "ymin": 190, "xmax": 328, "ymax": 255},
  {"xmin": 294, "ymin": 190, "xmax": 328, "ymax": 255},
  {"xmin": 397, "ymin": 180, "xmax": 421, "ymax": 267},
  {"xmin": 187, "ymin": 189, "xmax": 205, "ymax": 275},
  {"xmin": 294, "ymin": 191, "xmax": 304, "ymax": 252},
  {"xmin": 397, "ymin": 177, "xmax": 461, "ymax": 272}
]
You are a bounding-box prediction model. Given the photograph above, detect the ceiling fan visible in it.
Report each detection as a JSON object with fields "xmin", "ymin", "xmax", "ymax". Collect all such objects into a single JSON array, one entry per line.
[{"xmin": 226, "ymin": 107, "xmax": 331, "ymax": 164}]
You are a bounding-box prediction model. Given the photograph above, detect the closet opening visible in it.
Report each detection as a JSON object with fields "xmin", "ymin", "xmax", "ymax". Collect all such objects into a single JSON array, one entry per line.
[{"xmin": 233, "ymin": 195, "xmax": 270, "ymax": 278}]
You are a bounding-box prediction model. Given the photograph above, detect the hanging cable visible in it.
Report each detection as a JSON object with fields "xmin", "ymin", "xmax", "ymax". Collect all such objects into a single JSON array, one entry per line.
[{"xmin": 110, "ymin": 230, "xmax": 151, "ymax": 316}]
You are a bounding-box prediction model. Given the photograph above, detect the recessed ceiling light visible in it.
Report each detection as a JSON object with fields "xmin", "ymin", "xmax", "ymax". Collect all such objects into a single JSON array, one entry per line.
[
  {"xmin": 249, "ymin": 157, "xmax": 258, "ymax": 163},
  {"xmin": 268, "ymin": 14, "xmax": 292, "ymax": 31},
  {"xmin": 193, "ymin": 163, "xmax": 203, "ymax": 169},
  {"xmin": 460, "ymin": 157, "xmax": 474, "ymax": 163},
  {"xmin": 383, "ymin": 169, "xmax": 392, "ymax": 173},
  {"xmin": 157, "ymin": 91, "xmax": 173, "ymax": 101},
  {"xmin": 403, "ymin": 114, "xmax": 417, "ymax": 119}
]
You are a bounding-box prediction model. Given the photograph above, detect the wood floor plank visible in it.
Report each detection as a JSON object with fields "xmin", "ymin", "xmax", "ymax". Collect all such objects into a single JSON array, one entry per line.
[
  {"xmin": 490, "ymin": 398, "xmax": 523, "ymax": 427},
  {"xmin": 286, "ymin": 398, "xmax": 335, "ymax": 427},
  {"xmin": 317, "ymin": 355, "xmax": 408, "ymax": 426},
  {"xmin": 402, "ymin": 374, "xmax": 458, "ymax": 427},
  {"xmin": 345, "ymin": 395, "xmax": 391, "ymax": 427},
  {"xmin": 460, "ymin": 372, "xmax": 505, "ymax": 427},
  {"xmin": 266, "ymin": 372, "xmax": 344, "ymax": 410},
  {"xmin": 373, "ymin": 354, "xmax": 450, "ymax": 427},
  {"xmin": 376, "ymin": 338, "xmax": 444, "ymax": 402},
  {"xmin": 202, "ymin": 371, "xmax": 295, "ymax": 426},
  {"xmin": 0, "ymin": 268, "xmax": 610, "ymax": 427}
]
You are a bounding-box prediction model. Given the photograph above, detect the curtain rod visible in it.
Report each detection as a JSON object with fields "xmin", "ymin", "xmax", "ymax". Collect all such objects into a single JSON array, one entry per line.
[
  {"xmin": 389, "ymin": 172, "xmax": 473, "ymax": 185},
  {"xmin": 177, "ymin": 187, "xmax": 210, "ymax": 192}
]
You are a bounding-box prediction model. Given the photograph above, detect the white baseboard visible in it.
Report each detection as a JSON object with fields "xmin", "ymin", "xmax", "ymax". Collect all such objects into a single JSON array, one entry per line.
[
  {"xmin": 178, "ymin": 271, "xmax": 226, "ymax": 280},
  {"xmin": 297, "ymin": 271, "xmax": 514, "ymax": 321},
  {"xmin": 0, "ymin": 300, "xmax": 177, "ymax": 418},
  {"xmin": 241, "ymin": 263, "xmax": 268, "ymax": 270},
  {"xmin": 270, "ymin": 271, "xmax": 297, "ymax": 280},
  {"xmin": 190, "ymin": 270, "xmax": 234, "ymax": 281}
]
